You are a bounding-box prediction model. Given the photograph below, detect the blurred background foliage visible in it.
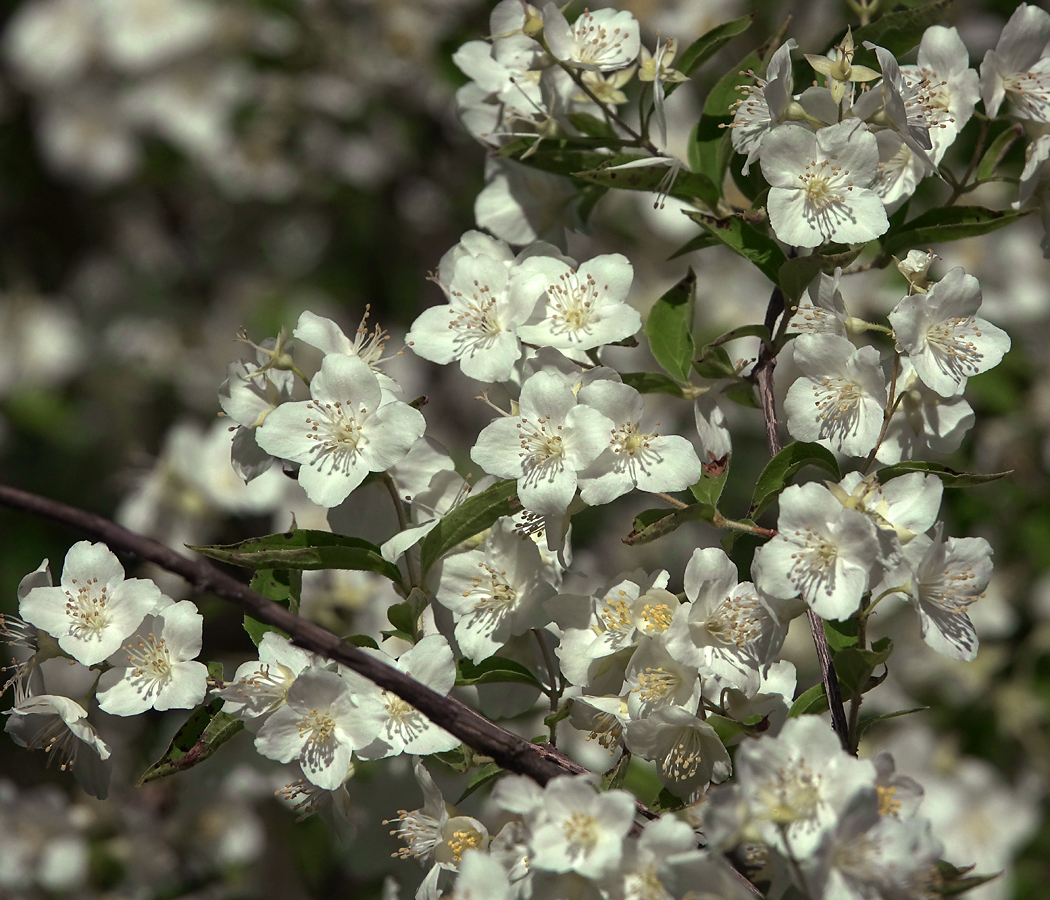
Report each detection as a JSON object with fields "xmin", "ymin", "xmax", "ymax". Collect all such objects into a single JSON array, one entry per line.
[{"xmin": 1, "ymin": 0, "xmax": 1049, "ymax": 897}]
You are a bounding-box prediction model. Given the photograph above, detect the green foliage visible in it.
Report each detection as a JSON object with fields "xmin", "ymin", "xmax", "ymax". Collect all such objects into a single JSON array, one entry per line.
[
  {"xmin": 243, "ymin": 569, "xmax": 299, "ymax": 646},
  {"xmin": 619, "ymin": 372, "xmax": 687, "ymax": 397},
  {"xmin": 683, "ymin": 210, "xmax": 786, "ymax": 285},
  {"xmin": 419, "ymin": 479, "xmax": 521, "ymax": 576},
  {"xmin": 644, "ymin": 268, "xmax": 696, "ymax": 381},
  {"xmin": 455, "ymin": 656, "xmax": 544, "ymax": 689},
  {"xmin": 848, "ymin": 0, "xmax": 954, "ymax": 57},
  {"xmin": 749, "ymin": 442, "xmax": 840, "ymax": 519},
  {"xmin": 625, "ymin": 502, "xmax": 715, "ymax": 545},
  {"xmin": 669, "ymin": 13, "xmax": 755, "ymax": 93},
  {"xmin": 880, "ymin": 205, "xmax": 1031, "ymax": 259},
  {"xmin": 875, "ymin": 460, "xmax": 1011, "ymax": 488}
]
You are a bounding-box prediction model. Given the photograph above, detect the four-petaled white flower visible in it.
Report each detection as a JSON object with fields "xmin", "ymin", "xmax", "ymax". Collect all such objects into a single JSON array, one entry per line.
[
  {"xmin": 784, "ymin": 334, "xmax": 888, "ymax": 458},
  {"xmin": 218, "ymin": 632, "xmax": 320, "ymax": 730},
  {"xmin": 515, "ymin": 253, "xmax": 640, "ymax": 351},
  {"xmin": 761, "ymin": 120, "xmax": 888, "ymax": 248},
  {"xmin": 19, "ymin": 541, "xmax": 163, "ymax": 667},
  {"xmin": 980, "ymin": 3, "xmax": 1050, "ymax": 122},
  {"xmin": 471, "ymin": 371, "xmax": 613, "ymax": 516},
  {"xmin": 730, "ymin": 39, "xmax": 797, "ymax": 174},
  {"xmin": 889, "ymin": 267, "xmax": 1010, "ymax": 398},
  {"xmin": 624, "ymin": 706, "xmax": 731, "ymax": 798},
  {"xmin": 96, "ymin": 600, "xmax": 208, "ymax": 716},
  {"xmin": 541, "ymin": 4, "xmax": 640, "ymax": 72},
  {"xmin": 257, "ymin": 354, "xmax": 426, "ymax": 507}
]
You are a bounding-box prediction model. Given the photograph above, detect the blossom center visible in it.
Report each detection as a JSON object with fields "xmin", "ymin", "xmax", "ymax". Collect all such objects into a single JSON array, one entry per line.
[
  {"xmin": 124, "ymin": 632, "xmax": 174, "ymax": 682},
  {"xmin": 298, "ymin": 708, "xmax": 336, "ymax": 746},
  {"xmin": 64, "ymin": 578, "xmax": 111, "ymax": 639},
  {"xmin": 799, "ymin": 161, "xmax": 850, "ymax": 212},
  {"xmin": 516, "ymin": 415, "xmax": 565, "ymax": 467},
  {"xmin": 562, "ymin": 811, "xmax": 601, "ymax": 850},
  {"xmin": 600, "ymin": 591, "xmax": 632, "ymax": 633},
  {"xmin": 546, "ymin": 271, "xmax": 601, "ymax": 337},
  {"xmin": 707, "ymin": 595, "xmax": 763, "ymax": 647},
  {"xmin": 573, "ymin": 13, "xmax": 628, "ymax": 67},
  {"xmin": 305, "ymin": 400, "xmax": 368, "ymax": 465},
  {"xmin": 449, "ymin": 281, "xmax": 502, "ymax": 339},
  {"xmin": 468, "ymin": 562, "xmax": 517, "ymax": 615},
  {"xmin": 663, "ymin": 728, "xmax": 703, "ymax": 780},
  {"xmin": 635, "ymin": 666, "xmax": 677, "ymax": 702},
  {"xmin": 925, "ymin": 316, "xmax": 984, "ymax": 378},
  {"xmin": 757, "ymin": 762, "xmax": 822, "ymax": 824}
]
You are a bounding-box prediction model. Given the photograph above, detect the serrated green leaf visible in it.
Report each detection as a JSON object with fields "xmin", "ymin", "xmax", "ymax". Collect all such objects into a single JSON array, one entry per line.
[
  {"xmin": 139, "ymin": 699, "xmax": 244, "ymax": 784},
  {"xmin": 419, "ymin": 479, "xmax": 521, "ymax": 575},
  {"xmin": 683, "ymin": 210, "xmax": 787, "ymax": 285},
  {"xmin": 457, "ymin": 762, "xmax": 507, "ymax": 804},
  {"xmin": 455, "ymin": 657, "xmax": 544, "ymax": 689},
  {"xmin": 625, "ymin": 503, "xmax": 714, "ymax": 545},
  {"xmin": 669, "ymin": 13, "xmax": 755, "ymax": 94},
  {"xmin": 880, "ymin": 206, "xmax": 1030, "ymax": 259},
  {"xmin": 668, "ymin": 230, "xmax": 721, "ymax": 259},
  {"xmin": 875, "ymin": 460, "xmax": 1011, "ymax": 488},
  {"xmin": 977, "ymin": 124, "xmax": 1023, "ymax": 182},
  {"xmin": 848, "ymin": 0, "xmax": 953, "ymax": 57},
  {"xmin": 192, "ymin": 531, "xmax": 403, "ymax": 586},
  {"xmin": 857, "ymin": 706, "xmax": 928, "ymax": 738},
  {"xmin": 644, "ymin": 269, "xmax": 696, "ymax": 381},
  {"xmin": 690, "ymin": 462, "xmax": 730, "ymax": 506},
  {"xmin": 749, "ymin": 442, "xmax": 841, "ymax": 519},
  {"xmin": 620, "ymin": 372, "xmax": 686, "ymax": 397},
  {"xmin": 787, "ymin": 682, "xmax": 830, "ymax": 718},
  {"xmin": 243, "ymin": 569, "xmax": 298, "ymax": 646}
]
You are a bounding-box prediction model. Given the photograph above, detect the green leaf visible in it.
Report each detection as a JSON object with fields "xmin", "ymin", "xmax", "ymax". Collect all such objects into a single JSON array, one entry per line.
[
  {"xmin": 669, "ymin": 13, "xmax": 755, "ymax": 93},
  {"xmin": 668, "ymin": 230, "xmax": 721, "ymax": 259},
  {"xmin": 689, "ymin": 48, "xmax": 763, "ymax": 201},
  {"xmin": 857, "ymin": 706, "xmax": 928, "ymax": 738},
  {"xmin": 566, "ymin": 112, "xmax": 615, "ymax": 138},
  {"xmin": 644, "ymin": 269, "xmax": 696, "ymax": 381},
  {"xmin": 139, "ymin": 698, "xmax": 244, "ymax": 784},
  {"xmin": 977, "ymin": 124, "xmax": 1023, "ymax": 182},
  {"xmin": 683, "ymin": 210, "xmax": 787, "ymax": 285},
  {"xmin": 706, "ymin": 713, "xmax": 751, "ymax": 744},
  {"xmin": 689, "ymin": 461, "xmax": 730, "ymax": 506},
  {"xmin": 693, "ymin": 344, "xmax": 738, "ymax": 380},
  {"xmin": 601, "ymin": 750, "xmax": 633, "ymax": 792},
  {"xmin": 702, "ymin": 323, "xmax": 771, "ymax": 350},
  {"xmin": 457, "ymin": 762, "xmax": 507, "ymax": 804},
  {"xmin": 344, "ymin": 634, "xmax": 380, "ymax": 650},
  {"xmin": 874, "ymin": 460, "xmax": 1011, "ymax": 489},
  {"xmin": 833, "ymin": 638, "xmax": 893, "ymax": 701},
  {"xmin": 620, "ymin": 372, "xmax": 686, "ymax": 397},
  {"xmin": 880, "ymin": 205, "xmax": 1030, "ymax": 259},
  {"xmin": 192, "ymin": 530, "xmax": 404, "ymax": 586},
  {"xmin": 455, "ymin": 657, "xmax": 544, "ymax": 689},
  {"xmin": 624, "ymin": 503, "xmax": 713, "ymax": 545},
  {"xmin": 650, "ymin": 787, "xmax": 686, "ymax": 813},
  {"xmin": 243, "ymin": 569, "xmax": 298, "ymax": 646},
  {"xmin": 574, "ymin": 161, "xmax": 719, "ymax": 208},
  {"xmin": 496, "ymin": 139, "xmax": 623, "ymax": 176},
  {"xmin": 749, "ymin": 442, "xmax": 840, "ymax": 519},
  {"xmin": 419, "ymin": 479, "xmax": 521, "ymax": 576},
  {"xmin": 823, "ymin": 617, "xmax": 860, "ymax": 653},
  {"xmin": 849, "ymin": 0, "xmax": 953, "ymax": 57},
  {"xmin": 778, "ymin": 256, "xmax": 827, "ymax": 303},
  {"xmin": 387, "ymin": 587, "xmax": 429, "ymax": 641},
  {"xmin": 788, "ymin": 682, "xmax": 829, "ymax": 718}
]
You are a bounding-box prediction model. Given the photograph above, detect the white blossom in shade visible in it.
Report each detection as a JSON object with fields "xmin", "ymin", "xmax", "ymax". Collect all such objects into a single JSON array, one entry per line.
[
  {"xmin": 624, "ymin": 706, "xmax": 731, "ymax": 798},
  {"xmin": 889, "ymin": 267, "xmax": 1010, "ymax": 398},
  {"xmin": 253, "ymin": 666, "xmax": 366, "ymax": 791},
  {"xmin": 471, "ymin": 371, "xmax": 613, "ymax": 517},
  {"xmin": 475, "ymin": 158, "xmax": 579, "ymax": 247},
  {"xmin": 604, "ymin": 814, "xmax": 700, "ymax": 900},
  {"xmin": 341, "ymin": 635, "xmax": 460, "ymax": 761},
  {"xmin": 787, "ymin": 268, "xmax": 850, "ymax": 338},
  {"xmin": 752, "ymin": 481, "xmax": 882, "ymax": 621},
  {"xmin": 256, "ymin": 354, "xmax": 426, "ymax": 508},
  {"xmin": 4, "ymin": 693, "xmax": 112, "ymax": 799},
  {"xmin": 871, "ymin": 751, "xmax": 925, "ymax": 819},
  {"xmin": 19, "ymin": 541, "xmax": 163, "ymax": 667},
  {"xmin": 514, "ymin": 253, "xmax": 640, "ymax": 351},
  {"xmin": 761, "ymin": 121, "xmax": 887, "ymax": 248},
  {"xmin": 625, "ymin": 636, "xmax": 701, "ymax": 720},
  {"xmin": 729, "ymin": 39, "xmax": 798, "ymax": 174},
  {"xmin": 526, "ymin": 775, "xmax": 636, "ymax": 879},
  {"xmin": 721, "ymin": 660, "xmax": 797, "ymax": 740},
  {"xmin": 568, "ymin": 694, "xmax": 629, "ymax": 754},
  {"xmin": 694, "ymin": 387, "xmax": 733, "ymax": 461},
  {"xmin": 980, "ymin": 3, "xmax": 1050, "ymax": 121},
  {"xmin": 541, "ymin": 4, "xmax": 640, "ymax": 72},
  {"xmin": 831, "ymin": 471, "xmax": 942, "ymax": 554},
  {"xmin": 433, "ymin": 517, "xmax": 555, "ymax": 661},
  {"xmin": 97, "ymin": 0, "xmax": 218, "ymax": 73},
  {"xmin": 387, "ymin": 758, "xmax": 490, "ymax": 881},
  {"xmin": 219, "ymin": 355, "xmax": 296, "ymax": 483},
  {"xmin": 901, "ymin": 26, "xmax": 980, "ymax": 162},
  {"xmin": 2, "ymin": 0, "xmax": 97, "ymax": 89},
  {"xmin": 293, "ymin": 308, "xmax": 399, "ymax": 390},
  {"xmin": 275, "ymin": 761, "xmax": 355, "ymax": 827},
  {"xmin": 453, "ymin": 852, "xmax": 513, "ymax": 900},
  {"xmin": 217, "ymin": 632, "xmax": 320, "ymax": 732},
  {"xmin": 96, "ymin": 601, "xmax": 207, "ymax": 716},
  {"xmin": 874, "ymin": 131, "xmax": 925, "ymax": 213},
  {"xmin": 406, "ymin": 254, "xmax": 545, "ymax": 382},
  {"xmin": 874, "ymin": 525, "xmax": 992, "ymax": 661},
  {"xmin": 784, "ymin": 334, "xmax": 888, "ymax": 458},
  {"xmin": 576, "ymin": 378, "xmax": 702, "ymax": 504},
  {"xmin": 665, "ymin": 548, "xmax": 785, "ymax": 698},
  {"xmin": 550, "ymin": 569, "xmax": 677, "ymax": 692},
  {"xmin": 734, "ymin": 716, "xmax": 878, "ymax": 861},
  {"xmin": 876, "ymin": 358, "xmax": 975, "ymax": 464}
]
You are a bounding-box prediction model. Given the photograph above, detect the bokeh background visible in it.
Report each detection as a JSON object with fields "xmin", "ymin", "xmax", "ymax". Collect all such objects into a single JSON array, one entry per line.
[{"xmin": 1, "ymin": 0, "xmax": 1049, "ymax": 897}]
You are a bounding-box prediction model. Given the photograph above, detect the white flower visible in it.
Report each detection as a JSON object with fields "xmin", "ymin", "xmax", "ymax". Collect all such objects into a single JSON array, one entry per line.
[
  {"xmin": 293, "ymin": 308, "xmax": 398, "ymax": 390},
  {"xmin": 515, "ymin": 253, "xmax": 640, "ymax": 351},
  {"xmin": 475, "ymin": 158, "xmax": 578, "ymax": 247},
  {"xmin": 576, "ymin": 378, "xmax": 702, "ymax": 504},
  {"xmin": 406, "ymin": 254, "xmax": 545, "ymax": 382},
  {"xmin": 19, "ymin": 541, "xmax": 163, "ymax": 667},
  {"xmin": 4, "ymin": 693, "xmax": 112, "ymax": 799},
  {"xmin": 624, "ymin": 706, "xmax": 731, "ymax": 797},
  {"xmin": 218, "ymin": 356, "xmax": 296, "ymax": 483},
  {"xmin": 253, "ymin": 666, "xmax": 366, "ymax": 790},
  {"xmin": 787, "ymin": 268, "xmax": 850, "ymax": 337},
  {"xmin": 218, "ymin": 633, "xmax": 320, "ymax": 730},
  {"xmin": 342, "ymin": 635, "xmax": 461, "ymax": 761},
  {"xmin": 761, "ymin": 121, "xmax": 887, "ymax": 248},
  {"xmin": 831, "ymin": 471, "xmax": 942, "ymax": 556},
  {"xmin": 256, "ymin": 354, "xmax": 426, "ymax": 507},
  {"xmin": 980, "ymin": 3, "xmax": 1050, "ymax": 121},
  {"xmin": 665, "ymin": 548, "xmax": 785, "ymax": 698},
  {"xmin": 784, "ymin": 334, "xmax": 888, "ymax": 458},
  {"xmin": 625, "ymin": 636, "xmax": 701, "ymax": 720},
  {"xmin": 541, "ymin": 4, "xmax": 640, "ymax": 72},
  {"xmin": 96, "ymin": 601, "xmax": 208, "ymax": 716},
  {"xmin": 889, "ymin": 267, "xmax": 1010, "ymax": 398},
  {"xmin": 434, "ymin": 517, "xmax": 555, "ymax": 661},
  {"xmin": 471, "ymin": 371, "xmax": 613, "ymax": 516},
  {"xmin": 752, "ymin": 482, "xmax": 882, "ymax": 620},
  {"xmin": 729, "ymin": 39, "xmax": 797, "ymax": 174}
]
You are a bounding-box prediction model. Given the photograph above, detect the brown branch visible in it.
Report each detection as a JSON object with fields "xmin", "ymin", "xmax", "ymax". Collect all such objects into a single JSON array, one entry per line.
[{"xmin": 749, "ymin": 285, "xmax": 851, "ymax": 751}]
